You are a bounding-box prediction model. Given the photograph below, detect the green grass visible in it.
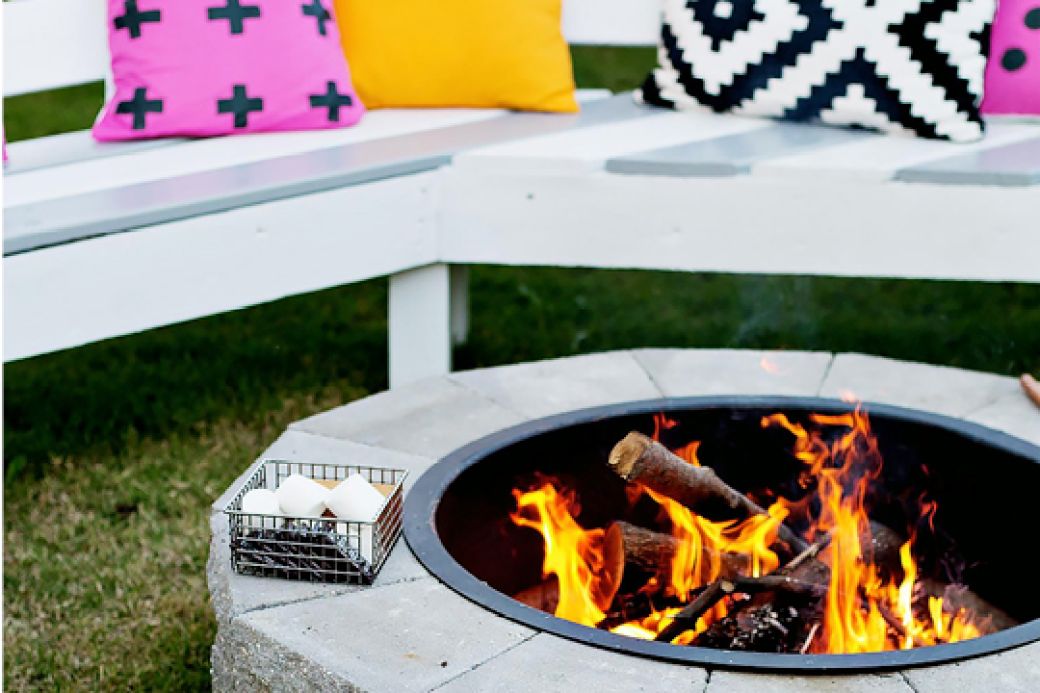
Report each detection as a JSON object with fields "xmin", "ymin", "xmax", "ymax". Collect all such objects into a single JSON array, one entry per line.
[
  {"xmin": 4, "ymin": 47, "xmax": 1040, "ymax": 690},
  {"xmin": 4, "ymin": 82, "xmax": 104, "ymax": 142}
]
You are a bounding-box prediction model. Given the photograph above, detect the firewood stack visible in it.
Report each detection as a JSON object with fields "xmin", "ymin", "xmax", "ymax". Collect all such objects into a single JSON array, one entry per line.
[{"xmin": 516, "ymin": 430, "xmax": 1017, "ymax": 653}]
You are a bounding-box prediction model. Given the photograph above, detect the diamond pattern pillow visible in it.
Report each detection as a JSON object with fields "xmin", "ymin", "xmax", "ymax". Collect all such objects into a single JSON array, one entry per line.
[
  {"xmin": 93, "ymin": 0, "xmax": 364, "ymax": 141},
  {"xmin": 982, "ymin": 0, "xmax": 1040, "ymax": 116},
  {"xmin": 638, "ymin": 0, "xmax": 995, "ymax": 142}
]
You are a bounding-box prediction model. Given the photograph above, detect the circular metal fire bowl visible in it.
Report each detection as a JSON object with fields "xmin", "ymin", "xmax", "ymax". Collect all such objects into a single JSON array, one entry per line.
[{"xmin": 404, "ymin": 396, "xmax": 1040, "ymax": 673}]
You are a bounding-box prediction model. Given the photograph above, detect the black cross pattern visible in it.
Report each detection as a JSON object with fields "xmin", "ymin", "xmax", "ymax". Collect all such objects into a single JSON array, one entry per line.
[
  {"xmin": 218, "ymin": 85, "xmax": 264, "ymax": 128},
  {"xmin": 207, "ymin": 0, "xmax": 262, "ymax": 35},
  {"xmin": 113, "ymin": 0, "xmax": 161, "ymax": 39},
  {"xmin": 116, "ymin": 87, "xmax": 163, "ymax": 129},
  {"xmin": 301, "ymin": 0, "xmax": 333, "ymax": 36},
  {"xmin": 309, "ymin": 81, "xmax": 353, "ymax": 121}
]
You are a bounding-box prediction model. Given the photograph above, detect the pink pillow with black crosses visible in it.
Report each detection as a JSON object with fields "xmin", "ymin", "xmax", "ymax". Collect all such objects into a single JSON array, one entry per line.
[
  {"xmin": 93, "ymin": 0, "xmax": 364, "ymax": 141},
  {"xmin": 982, "ymin": 0, "xmax": 1040, "ymax": 116}
]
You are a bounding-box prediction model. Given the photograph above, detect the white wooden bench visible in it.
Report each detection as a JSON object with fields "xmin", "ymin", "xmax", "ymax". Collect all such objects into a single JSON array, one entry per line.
[{"xmin": 4, "ymin": 0, "xmax": 1039, "ymax": 388}]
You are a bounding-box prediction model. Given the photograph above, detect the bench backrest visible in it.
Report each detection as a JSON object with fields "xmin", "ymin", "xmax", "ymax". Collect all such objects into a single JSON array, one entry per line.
[{"xmin": 2, "ymin": 0, "xmax": 660, "ymax": 98}]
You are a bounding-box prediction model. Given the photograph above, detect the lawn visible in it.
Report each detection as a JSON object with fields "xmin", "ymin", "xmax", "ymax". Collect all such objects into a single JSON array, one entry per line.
[{"xmin": 4, "ymin": 47, "xmax": 1040, "ymax": 690}]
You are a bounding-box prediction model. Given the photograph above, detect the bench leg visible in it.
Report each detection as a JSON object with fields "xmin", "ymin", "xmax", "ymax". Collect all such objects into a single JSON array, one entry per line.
[
  {"xmin": 389, "ymin": 264, "xmax": 452, "ymax": 388},
  {"xmin": 450, "ymin": 265, "xmax": 470, "ymax": 346}
]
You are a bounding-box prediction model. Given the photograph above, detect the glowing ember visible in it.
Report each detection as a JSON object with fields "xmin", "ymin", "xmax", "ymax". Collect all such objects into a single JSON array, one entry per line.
[{"xmin": 509, "ymin": 405, "xmax": 988, "ymax": 654}]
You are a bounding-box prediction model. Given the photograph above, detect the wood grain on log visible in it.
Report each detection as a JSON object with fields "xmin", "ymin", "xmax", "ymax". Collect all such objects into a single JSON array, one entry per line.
[{"xmin": 608, "ymin": 432, "xmax": 809, "ymax": 553}]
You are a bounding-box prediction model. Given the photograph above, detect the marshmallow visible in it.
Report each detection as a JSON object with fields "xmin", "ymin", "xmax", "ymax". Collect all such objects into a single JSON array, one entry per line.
[
  {"xmin": 240, "ymin": 489, "xmax": 280, "ymax": 528},
  {"xmin": 326, "ymin": 473, "xmax": 386, "ymax": 522},
  {"xmin": 275, "ymin": 474, "xmax": 329, "ymax": 517}
]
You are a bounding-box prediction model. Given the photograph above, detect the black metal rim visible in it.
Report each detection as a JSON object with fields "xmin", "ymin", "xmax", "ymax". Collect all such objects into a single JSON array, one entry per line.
[{"xmin": 403, "ymin": 395, "xmax": 1040, "ymax": 672}]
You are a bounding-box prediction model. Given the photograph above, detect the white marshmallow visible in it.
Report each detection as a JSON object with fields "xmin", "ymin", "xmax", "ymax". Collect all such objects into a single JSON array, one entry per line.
[
  {"xmin": 240, "ymin": 489, "xmax": 281, "ymax": 528},
  {"xmin": 275, "ymin": 474, "xmax": 329, "ymax": 517},
  {"xmin": 326, "ymin": 474, "xmax": 386, "ymax": 522}
]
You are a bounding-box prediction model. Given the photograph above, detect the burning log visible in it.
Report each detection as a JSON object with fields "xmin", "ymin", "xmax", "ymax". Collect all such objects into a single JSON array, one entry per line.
[
  {"xmin": 603, "ymin": 521, "xmax": 677, "ymax": 581},
  {"xmin": 515, "ymin": 522, "xmax": 753, "ymax": 619},
  {"xmin": 865, "ymin": 522, "xmax": 1017, "ymax": 634},
  {"xmin": 918, "ymin": 582, "xmax": 1018, "ymax": 633},
  {"xmin": 608, "ymin": 432, "xmax": 808, "ymax": 552},
  {"xmin": 603, "ymin": 521, "xmax": 750, "ymax": 584},
  {"xmin": 696, "ymin": 604, "xmax": 802, "ymax": 652},
  {"xmin": 654, "ymin": 538, "xmax": 829, "ymax": 643},
  {"xmin": 513, "ymin": 578, "xmax": 559, "ymax": 613}
]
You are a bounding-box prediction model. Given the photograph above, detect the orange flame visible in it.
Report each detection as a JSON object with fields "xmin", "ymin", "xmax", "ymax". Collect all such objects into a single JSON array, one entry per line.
[
  {"xmin": 511, "ymin": 484, "xmax": 617, "ymax": 625},
  {"xmin": 760, "ymin": 406, "xmax": 981, "ymax": 653},
  {"xmin": 511, "ymin": 406, "xmax": 985, "ymax": 653}
]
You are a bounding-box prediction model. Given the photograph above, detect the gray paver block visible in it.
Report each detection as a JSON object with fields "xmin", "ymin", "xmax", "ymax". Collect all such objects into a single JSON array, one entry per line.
[
  {"xmin": 237, "ymin": 577, "xmax": 535, "ymax": 693},
  {"xmin": 633, "ymin": 348, "xmax": 834, "ymax": 398},
  {"xmin": 819, "ymin": 353, "xmax": 1017, "ymax": 417},
  {"xmin": 964, "ymin": 390, "xmax": 1040, "ymax": 446},
  {"xmin": 212, "ymin": 614, "xmax": 359, "ymax": 692},
  {"xmin": 291, "ymin": 377, "xmax": 525, "ymax": 459},
  {"xmin": 707, "ymin": 670, "xmax": 911, "ymax": 693},
  {"xmin": 449, "ymin": 351, "xmax": 662, "ymax": 419},
  {"xmin": 207, "ymin": 511, "xmax": 428, "ymax": 625},
  {"xmin": 437, "ymin": 632, "xmax": 708, "ymax": 692},
  {"xmin": 904, "ymin": 641, "xmax": 1040, "ymax": 693}
]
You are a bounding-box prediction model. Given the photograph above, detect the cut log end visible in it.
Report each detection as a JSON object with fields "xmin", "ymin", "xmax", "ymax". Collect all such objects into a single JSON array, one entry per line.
[{"xmin": 609, "ymin": 431, "xmax": 652, "ymax": 479}]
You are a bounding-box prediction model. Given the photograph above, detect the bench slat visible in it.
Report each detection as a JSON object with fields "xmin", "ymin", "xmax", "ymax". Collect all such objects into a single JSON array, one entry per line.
[
  {"xmin": 755, "ymin": 121, "xmax": 1040, "ymax": 183},
  {"xmin": 562, "ymin": 0, "xmax": 659, "ymax": 46},
  {"xmin": 4, "ymin": 173, "xmax": 442, "ymax": 362},
  {"xmin": 605, "ymin": 123, "xmax": 870, "ymax": 177},
  {"xmin": 4, "ymin": 94, "xmax": 645, "ymax": 255},
  {"xmin": 2, "ymin": 0, "xmax": 109, "ymax": 97},
  {"xmin": 895, "ymin": 138, "xmax": 1040, "ymax": 187},
  {"xmin": 4, "ymin": 109, "xmax": 505, "ymax": 207},
  {"xmin": 455, "ymin": 107, "xmax": 771, "ymax": 174},
  {"xmin": 4, "ymin": 131, "xmax": 185, "ymax": 174}
]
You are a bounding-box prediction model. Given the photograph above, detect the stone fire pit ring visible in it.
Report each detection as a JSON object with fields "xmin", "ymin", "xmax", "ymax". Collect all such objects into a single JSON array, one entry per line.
[{"xmin": 208, "ymin": 349, "xmax": 1040, "ymax": 692}]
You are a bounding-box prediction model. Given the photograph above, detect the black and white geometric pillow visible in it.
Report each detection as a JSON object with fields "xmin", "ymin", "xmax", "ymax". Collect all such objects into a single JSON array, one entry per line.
[{"xmin": 638, "ymin": 0, "xmax": 995, "ymax": 142}]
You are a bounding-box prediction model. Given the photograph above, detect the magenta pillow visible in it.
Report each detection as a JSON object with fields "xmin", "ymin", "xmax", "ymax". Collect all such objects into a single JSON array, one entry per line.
[
  {"xmin": 93, "ymin": 0, "xmax": 364, "ymax": 141},
  {"xmin": 982, "ymin": 0, "xmax": 1040, "ymax": 116}
]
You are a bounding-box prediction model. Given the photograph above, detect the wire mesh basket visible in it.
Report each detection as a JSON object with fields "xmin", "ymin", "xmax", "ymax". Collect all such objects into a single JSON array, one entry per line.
[{"xmin": 224, "ymin": 460, "xmax": 407, "ymax": 584}]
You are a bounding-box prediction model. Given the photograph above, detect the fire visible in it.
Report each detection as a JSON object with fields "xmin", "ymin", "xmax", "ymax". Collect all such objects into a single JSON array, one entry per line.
[
  {"xmin": 509, "ymin": 405, "xmax": 988, "ymax": 654},
  {"xmin": 511, "ymin": 484, "xmax": 617, "ymax": 625},
  {"xmin": 761, "ymin": 407, "xmax": 980, "ymax": 653}
]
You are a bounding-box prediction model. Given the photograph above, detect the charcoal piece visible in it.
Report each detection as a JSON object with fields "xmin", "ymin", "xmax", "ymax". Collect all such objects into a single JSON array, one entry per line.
[
  {"xmin": 233, "ymin": 520, "xmax": 375, "ymax": 584},
  {"xmin": 695, "ymin": 604, "xmax": 802, "ymax": 652}
]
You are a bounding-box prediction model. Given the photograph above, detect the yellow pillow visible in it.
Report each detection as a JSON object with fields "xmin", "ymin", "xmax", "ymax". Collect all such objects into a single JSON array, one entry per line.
[{"xmin": 334, "ymin": 0, "xmax": 578, "ymax": 112}]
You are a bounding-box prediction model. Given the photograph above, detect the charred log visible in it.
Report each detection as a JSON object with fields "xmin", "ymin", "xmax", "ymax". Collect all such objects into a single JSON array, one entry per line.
[
  {"xmin": 695, "ymin": 604, "xmax": 806, "ymax": 652},
  {"xmin": 608, "ymin": 432, "xmax": 808, "ymax": 552},
  {"xmin": 603, "ymin": 521, "xmax": 749, "ymax": 585},
  {"xmin": 654, "ymin": 538, "xmax": 829, "ymax": 643},
  {"xmin": 512, "ymin": 578, "xmax": 559, "ymax": 613},
  {"xmin": 865, "ymin": 523, "xmax": 1017, "ymax": 634}
]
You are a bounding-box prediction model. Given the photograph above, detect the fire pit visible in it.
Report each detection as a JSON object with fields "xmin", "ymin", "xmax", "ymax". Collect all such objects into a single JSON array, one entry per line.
[
  {"xmin": 208, "ymin": 350, "xmax": 1040, "ymax": 690},
  {"xmin": 404, "ymin": 395, "xmax": 1040, "ymax": 671}
]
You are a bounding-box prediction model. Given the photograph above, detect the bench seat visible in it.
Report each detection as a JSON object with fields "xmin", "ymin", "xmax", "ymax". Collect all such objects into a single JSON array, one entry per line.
[
  {"xmin": 442, "ymin": 112, "xmax": 1040, "ymax": 285},
  {"xmin": 1, "ymin": 91, "xmax": 632, "ymax": 361},
  {"xmin": 4, "ymin": 91, "xmax": 631, "ymax": 255}
]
